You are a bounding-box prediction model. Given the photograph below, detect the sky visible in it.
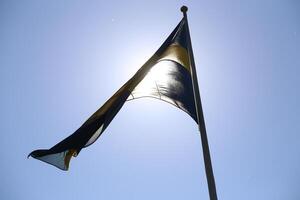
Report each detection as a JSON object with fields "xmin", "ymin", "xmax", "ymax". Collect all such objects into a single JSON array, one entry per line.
[{"xmin": 1, "ymin": 0, "xmax": 300, "ymax": 200}]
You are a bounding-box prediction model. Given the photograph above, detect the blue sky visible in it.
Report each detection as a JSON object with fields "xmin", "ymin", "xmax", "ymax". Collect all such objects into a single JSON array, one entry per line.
[{"xmin": 1, "ymin": 1, "xmax": 299, "ymax": 200}]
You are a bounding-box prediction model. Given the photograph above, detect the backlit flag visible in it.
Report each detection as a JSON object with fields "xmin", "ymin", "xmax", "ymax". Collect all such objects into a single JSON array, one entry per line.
[{"xmin": 29, "ymin": 18, "xmax": 198, "ymax": 170}]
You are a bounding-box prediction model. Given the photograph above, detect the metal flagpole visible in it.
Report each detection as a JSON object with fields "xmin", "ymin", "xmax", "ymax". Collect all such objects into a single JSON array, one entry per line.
[{"xmin": 180, "ymin": 6, "xmax": 218, "ymax": 200}]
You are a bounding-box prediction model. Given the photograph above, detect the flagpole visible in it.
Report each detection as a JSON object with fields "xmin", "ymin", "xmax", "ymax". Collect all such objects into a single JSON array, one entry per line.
[{"xmin": 181, "ymin": 6, "xmax": 218, "ymax": 200}]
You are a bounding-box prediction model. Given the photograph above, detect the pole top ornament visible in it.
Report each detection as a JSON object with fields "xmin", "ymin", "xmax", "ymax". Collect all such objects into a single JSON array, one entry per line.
[{"xmin": 181, "ymin": 6, "xmax": 188, "ymax": 13}]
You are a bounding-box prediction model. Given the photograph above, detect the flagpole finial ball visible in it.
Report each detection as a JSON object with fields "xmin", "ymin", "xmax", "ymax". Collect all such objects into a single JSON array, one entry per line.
[{"xmin": 181, "ymin": 6, "xmax": 188, "ymax": 13}]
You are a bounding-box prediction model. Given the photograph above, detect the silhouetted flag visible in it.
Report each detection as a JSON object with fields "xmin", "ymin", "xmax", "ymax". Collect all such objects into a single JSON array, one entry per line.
[{"xmin": 29, "ymin": 18, "xmax": 197, "ymax": 170}]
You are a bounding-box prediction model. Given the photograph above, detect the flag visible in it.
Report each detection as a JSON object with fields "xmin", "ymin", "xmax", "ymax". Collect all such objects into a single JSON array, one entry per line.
[{"xmin": 29, "ymin": 17, "xmax": 198, "ymax": 170}]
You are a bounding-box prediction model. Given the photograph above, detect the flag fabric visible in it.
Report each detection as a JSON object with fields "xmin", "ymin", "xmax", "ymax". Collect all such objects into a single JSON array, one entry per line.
[{"xmin": 29, "ymin": 18, "xmax": 198, "ymax": 170}]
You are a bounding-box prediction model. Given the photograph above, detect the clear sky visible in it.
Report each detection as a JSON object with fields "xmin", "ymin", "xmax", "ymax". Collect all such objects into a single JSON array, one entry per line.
[{"xmin": 1, "ymin": 1, "xmax": 299, "ymax": 200}]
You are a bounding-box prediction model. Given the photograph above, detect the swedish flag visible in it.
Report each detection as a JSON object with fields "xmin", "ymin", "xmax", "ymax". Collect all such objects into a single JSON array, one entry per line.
[{"xmin": 29, "ymin": 18, "xmax": 197, "ymax": 170}]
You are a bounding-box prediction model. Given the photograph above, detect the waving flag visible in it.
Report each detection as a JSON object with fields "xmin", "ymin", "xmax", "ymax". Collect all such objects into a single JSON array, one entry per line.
[{"xmin": 29, "ymin": 18, "xmax": 197, "ymax": 170}]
